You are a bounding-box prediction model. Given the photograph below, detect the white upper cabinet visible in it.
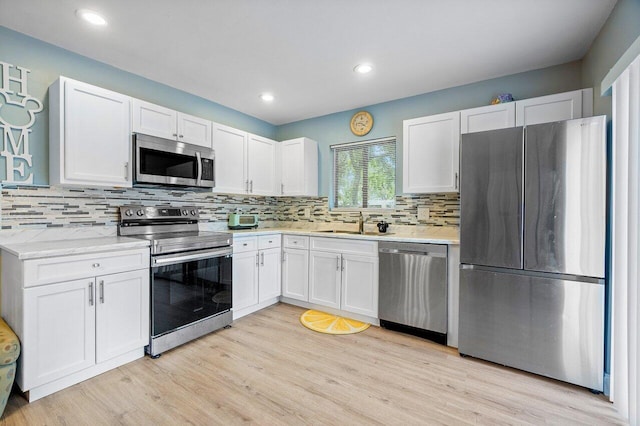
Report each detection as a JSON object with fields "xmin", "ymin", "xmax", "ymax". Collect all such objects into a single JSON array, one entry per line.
[
  {"xmin": 403, "ymin": 111, "xmax": 460, "ymax": 194},
  {"xmin": 280, "ymin": 137, "xmax": 318, "ymax": 196},
  {"xmin": 515, "ymin": 89, "xmax": 592, "ymax": 126},
  {"xmin": 211, "ymin": 122, "xmax": 248, "ymax": 194},
  {"xmin": 460, "ymin": 102, "xmax": 516, "ymax": 134},
  {"xmin": 132, "ymin": 99, "xmax": 212, "ymax": 148},
  {"xmin": 49, "ymin": 77, "xmax": 132, "ymax": 187},
  {"xmin": 247, "ymin": 134, "xmax": 278, "ymax": 195}
]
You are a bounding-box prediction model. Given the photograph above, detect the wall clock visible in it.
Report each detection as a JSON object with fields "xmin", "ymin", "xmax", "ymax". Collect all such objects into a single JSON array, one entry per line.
[{"xmin": 350, "ymin": 111, "xmax": 373, "ymax": 136}]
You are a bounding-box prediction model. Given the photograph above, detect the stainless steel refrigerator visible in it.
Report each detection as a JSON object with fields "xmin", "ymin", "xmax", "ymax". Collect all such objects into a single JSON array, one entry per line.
[{"xmin": 459, "ymin": 116, "xmax": 606, "ymax": 391}]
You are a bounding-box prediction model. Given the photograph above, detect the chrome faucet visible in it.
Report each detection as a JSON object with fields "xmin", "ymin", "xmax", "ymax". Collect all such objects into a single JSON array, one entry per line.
[{"xmin": 358, "ymin": 211, "xmax": 364, "ymax": 234}]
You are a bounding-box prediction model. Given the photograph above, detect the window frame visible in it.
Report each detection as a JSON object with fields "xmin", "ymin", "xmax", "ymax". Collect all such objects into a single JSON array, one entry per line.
[{"xmin": 330, "ymin": 136, "xmax": 397, "ymax": 211}]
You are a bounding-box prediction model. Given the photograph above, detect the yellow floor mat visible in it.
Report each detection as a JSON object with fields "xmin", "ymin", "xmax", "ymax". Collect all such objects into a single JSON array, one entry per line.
[{"xmin": 299, "ymin": 309, "xmax": 370, "ymax": 335}]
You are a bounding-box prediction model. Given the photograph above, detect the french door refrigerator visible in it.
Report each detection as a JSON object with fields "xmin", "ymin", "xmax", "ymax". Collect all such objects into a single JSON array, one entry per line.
[{"xmin": 459, "ymin": 115, "xmax": 606, "ymax": 391}]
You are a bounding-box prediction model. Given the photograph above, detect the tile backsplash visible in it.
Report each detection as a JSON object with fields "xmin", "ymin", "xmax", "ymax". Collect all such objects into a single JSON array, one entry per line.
[{"xmin": 1, "ymin": 186, "xmax": 459, "ymax": 230}]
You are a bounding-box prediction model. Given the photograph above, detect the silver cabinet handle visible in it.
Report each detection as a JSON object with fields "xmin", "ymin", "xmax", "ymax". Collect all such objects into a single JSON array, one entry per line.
[
  {"xmin": 99, "ymin": 280, "xmax": 105, "ymax": 304},
  {"xmin": 245, "ymin": 180, "xmax": 249, "ymax": 193},
  {"xmin": 336, "ymin": 256, "xmax": 340, "ymax": 271},
  {"xmin": 256, "ymin": 253, "xmax": 259, "ymax": 266},
  {"xmin": 250, "ymin": 180, "xmax": 253, "ymax": 193},
  {"xmin": 89, "ymin": 282, "xmax": 94, "ymax": 306},
  {"xmin": 172, "ymin": 133, "xmax": 178, "ymax": 137},
  {"xmin": 341, "ymin": 256, "xmax": 345, "ymax": 271},
  {"xmin": 124, "ymin": 162, "xmax": 128, "ymax": 180},
  {"xmin": 281, "ymin": 183, "xmax": 284, "ymax": 195},
  {"xmin": 293, "ymin": 241, "xmax": 298, "ymax": 244},
  {"xmin": 260, "ymin": 252, "xmax": 265, "ymax": 266},
  {"xmin": 282, "ymin": 252, "xmax": 286, "ymax": 262},
  {"xmin": 242, "ymin": 243, "xmax": 248, "ymax": 246},
  {"xmin": 179, "ymin": 135, "xmax": 184, "ymax": 138},
  {"xmin": 455, "ymin": 172, "xmax": 459, "ymax": 190},
  {"xmin": 92, "ymin": 263, "xmax": 100, "ymax": 268}
]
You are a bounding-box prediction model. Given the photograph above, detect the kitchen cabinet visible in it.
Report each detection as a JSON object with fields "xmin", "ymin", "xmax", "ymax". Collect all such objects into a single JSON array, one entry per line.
[
  {"xmin": 281, "ymin": 235, "xmax": 310, "ymax": 301},
  {"xmin": 212, "ymin": 125, "xmax": 279, "ymax": 195},
  {"xmin": 403, "ymin": 111, "xmax": 460, "ymax": 194},
  {"xmin": 232, "ymin": 235, "xmax": 281, "ymax": 319},
  {"xmin": 460, "ymin": 102, "xmax": 516, "ymax": 134},
  {"xmin": 1, "ymin": 247, "xmax": 149, "ymax": 402},
  {"xmin": 132, "ymin": 99, "xmax": 212, "ymax": 148},
  {"xmin": 280, "ymin": 138, "xmax": 318, "ymax": 196},
  {"xmin": 308, "ymin": 237, "xmax": 378, "ymax": 319},
  {"xmin": 248, "ymin": 134, "xmax": 279, "ymax": 195},
  {"xmin": 49, "ymin": 76, "xmax": 132, "ymax": 187},
  {"xmin": 515, "ymin": 88, "xmax": 592, "ymax": 126}
]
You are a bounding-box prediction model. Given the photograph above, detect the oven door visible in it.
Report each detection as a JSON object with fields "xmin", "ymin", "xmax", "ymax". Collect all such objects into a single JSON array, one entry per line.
[
  {"xmin": 134, "ymin": 133, "xmax": 215, "ymax": 188},
  {"xmin": 150, "ymin": 247, "xmax": 232, "ymax": 338}
]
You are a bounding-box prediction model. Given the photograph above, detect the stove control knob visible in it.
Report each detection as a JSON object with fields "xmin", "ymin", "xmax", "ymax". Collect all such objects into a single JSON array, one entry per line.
[
  {"xmin": 182, "ymin": 210, "xmax": 188, "ymax": 216},
  {"xmin": 190, "ymin": 210, "xmax": 197, "ymax": 216},
  {"xmin": 124, "ymin": 209, "xmax": 133, "ymax": 217},
  {"xmin": 136, "ymin": 210, "xmax": 144, "ymax": 216}
]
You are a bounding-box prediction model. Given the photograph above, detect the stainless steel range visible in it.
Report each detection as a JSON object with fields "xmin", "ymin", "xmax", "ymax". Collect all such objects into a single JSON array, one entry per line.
[{"xmin": 119, "ymin": 205, "xmax": 232, "ymax": 357}]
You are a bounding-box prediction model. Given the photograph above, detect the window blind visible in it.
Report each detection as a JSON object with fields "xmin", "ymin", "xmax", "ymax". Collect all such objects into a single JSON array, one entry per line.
[{"xmin": 331, "ymin": 137, "xmax": 396, "ymax": 209}]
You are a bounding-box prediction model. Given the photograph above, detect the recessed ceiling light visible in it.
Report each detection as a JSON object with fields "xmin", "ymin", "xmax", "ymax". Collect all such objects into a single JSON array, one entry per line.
[
  {"xmin": 76, "ymin": 9, "xmax": 108, "ymax": 26},
  {"xmin": 354, "ymin": 63, "xmax": 373, "ymax": 74},
  {"xmin": 260, "ymin": 93, "xmax": 275, "ymax": 102}
]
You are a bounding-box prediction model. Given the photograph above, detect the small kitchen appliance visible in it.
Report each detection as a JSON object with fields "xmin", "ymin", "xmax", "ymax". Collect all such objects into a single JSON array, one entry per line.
[
  {"xmin": 119, "ymin": 205, "xmax": 232, "ymax": 357},
  {"xmin": 228, "ymin": 213, "xmax": 259, "ymax": 229}
]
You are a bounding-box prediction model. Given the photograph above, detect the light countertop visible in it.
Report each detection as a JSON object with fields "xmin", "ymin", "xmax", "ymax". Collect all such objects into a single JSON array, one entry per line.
[
  {"xmin": 0, "ymin": 237, "xmax": 151, "ymax": 260},
  {"xmin": 227, "ymin": 226, "xmax": 459, "ymax": 245}
]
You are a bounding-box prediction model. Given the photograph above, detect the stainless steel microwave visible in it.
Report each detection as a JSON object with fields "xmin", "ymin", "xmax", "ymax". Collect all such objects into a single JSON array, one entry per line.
[{"xmin": 133, "ymin": 133, "xmax": 215, "ymax": 189}]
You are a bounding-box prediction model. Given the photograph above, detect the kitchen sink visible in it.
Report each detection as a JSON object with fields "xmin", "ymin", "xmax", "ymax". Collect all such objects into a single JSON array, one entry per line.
[{"xmin": 317, "ymin": 230, "xmax": 394, "ymax": 236}]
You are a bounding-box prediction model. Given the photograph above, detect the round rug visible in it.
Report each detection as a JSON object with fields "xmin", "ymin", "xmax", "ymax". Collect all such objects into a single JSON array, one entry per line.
[{"xmin": 299, "ymin": 309, "xmax": 370, "ymax": 335}]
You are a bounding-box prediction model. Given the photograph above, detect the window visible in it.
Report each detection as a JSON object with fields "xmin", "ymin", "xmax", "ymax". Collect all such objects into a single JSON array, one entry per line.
[{"xmin": 332, "ymin": 137, "xmax": 396, "ymax": 209}]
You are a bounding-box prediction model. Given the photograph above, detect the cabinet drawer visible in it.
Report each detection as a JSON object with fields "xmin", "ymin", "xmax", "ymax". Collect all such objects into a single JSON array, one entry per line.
[
  {"xmin": 310, "ymin": 237, "xmax": 378, "ymax": 256},
  {"xmin": 283, "ymin": 235, "xmax": 309, "ymax": 249},
  {"xmin": 258, "ymin": 235, "xmax": 281, "ymax": 250},
  {"xmin": 233, "ymin": 236, "xmax": 258, "ymax": 253},
  {"xmin": 23, "ymin": 248, "xmax": 149, "ymax": 287}
]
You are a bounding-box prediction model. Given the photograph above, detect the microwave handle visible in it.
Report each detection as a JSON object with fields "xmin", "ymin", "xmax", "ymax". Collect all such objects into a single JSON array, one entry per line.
[{"xmin": 195, "ymin": 151, "xmax": 203, "ymax": 186}]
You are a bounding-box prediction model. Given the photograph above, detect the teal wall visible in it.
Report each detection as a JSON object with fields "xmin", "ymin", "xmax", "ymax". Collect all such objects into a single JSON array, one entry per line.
[
  {"xmin": 582, "ymin": 0, "xmax": 640, "ymax": 119},
  {"xmin": 276, "ymin": 61, "xmax": 583, "ymax": 196},
  {"xmin": 0, "ymin": 26, "xmax": 276, "ymax": 185}
]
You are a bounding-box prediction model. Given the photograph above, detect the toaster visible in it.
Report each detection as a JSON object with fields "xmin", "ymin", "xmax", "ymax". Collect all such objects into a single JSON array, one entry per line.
[{"xmin": 228, "ymin": 213, "xmax": 259, "ymax": 229}]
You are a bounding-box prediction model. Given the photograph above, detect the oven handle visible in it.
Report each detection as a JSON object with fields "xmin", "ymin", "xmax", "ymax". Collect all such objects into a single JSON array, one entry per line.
[{"xmin": 152, "ymin": 247, "xmax": 232, "ymax": 266}]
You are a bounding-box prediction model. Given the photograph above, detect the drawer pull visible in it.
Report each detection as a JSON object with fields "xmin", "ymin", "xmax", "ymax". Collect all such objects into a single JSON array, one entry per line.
[
  {"xmin": 92, "ymin": 263, "xmax": 100, "ymax": 268},
  {"xmin": 243, "ymin": 243, "xmax": 248, "ymax": 246},
  {"xmin": 89, "ymin": 282, "xmax": 94, "ymax": 306},
  {"xmin": 268, "ymin": 240, "xmax": 273, "ymax": 243}
]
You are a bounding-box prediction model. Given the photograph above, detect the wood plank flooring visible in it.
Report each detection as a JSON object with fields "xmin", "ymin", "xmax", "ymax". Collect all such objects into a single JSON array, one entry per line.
[{"xmin": 0, "ymin": 303, "xmax": 626, "ymax": 425}]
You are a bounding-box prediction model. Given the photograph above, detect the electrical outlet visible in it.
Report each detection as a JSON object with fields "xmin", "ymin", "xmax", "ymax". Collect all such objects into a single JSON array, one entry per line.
[
  {"xmin": 303, "ymin": 207, "xmax": 311, "ymax": 219},
  {"xmin": 417, "ymin": 206, "xmax": 430, "ymax": 221}
]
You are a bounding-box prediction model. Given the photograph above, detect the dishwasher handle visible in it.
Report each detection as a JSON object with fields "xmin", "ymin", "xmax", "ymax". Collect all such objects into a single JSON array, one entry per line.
[{"xmin": 379, "ymin": 247, "xmax": 446, "ymax": 258}]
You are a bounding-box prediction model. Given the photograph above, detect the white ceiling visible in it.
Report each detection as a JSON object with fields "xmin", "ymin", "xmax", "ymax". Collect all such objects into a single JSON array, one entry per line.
[{"xmin": 0, "ymin": 0, "xmax": 617, "ymax": 125}]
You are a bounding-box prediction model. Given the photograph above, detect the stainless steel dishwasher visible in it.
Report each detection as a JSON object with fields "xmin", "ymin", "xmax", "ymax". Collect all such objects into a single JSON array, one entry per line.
[{"xmin": 378, "ymin": 242, "xmax": 448, "ymax": 344}]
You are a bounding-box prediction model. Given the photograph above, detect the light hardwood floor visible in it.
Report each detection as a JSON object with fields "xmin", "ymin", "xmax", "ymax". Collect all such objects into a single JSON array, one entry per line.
[{"xmin": 1, "ymin": 303, "xmax": 626, "ymax": 425}]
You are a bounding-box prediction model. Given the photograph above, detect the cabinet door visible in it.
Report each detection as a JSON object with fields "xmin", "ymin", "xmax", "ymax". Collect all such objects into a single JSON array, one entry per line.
[
  {"xmin": 23, "ymin": 278, "xmax": 96, "ymax": 389},
  {"xmin": 131, "ymin": 99, "xmax": 177, "ymax": 139},
  {"xmin": 460, "ymin": 103, "xmax": 515, "ymax": 134},
  {"xmin": 247, "ymin": 134, "xmax": 277, "ymax": 195},
  {"xmin": 62, "ymin": 79, "xmax": 131, "ymax": 186},
  {"xmin": 177, "ymin": 113, "xmax": 212, "ymax": 148},
  {"xmin": 96, "ymin": 270, "xmax": 150, "ymax": 364},
  {"xmin": 282, "ymin": 248, "xmax": 309, "ymax": 301},
  {"xmin": 341, "ymin": 254, "xmax": 379, "ymax": 317},
  {"xmin": 515, "ymin": 90, "xmax": 582, "ymax": 126},
  {"xmin": 232, "ymin": 251, "xmax": 259, "ymax": 311},
  {"xmin": 258, "ymin": 248, "xmax": 281, "ymax": 302},
  {"xmin": 281, "ymin": 139, "xmax": 304, "ymax": 195},
  {"xmin": 403, "ymin": 111, "xmax": 460, "ymax": 193},
  {"xmin": 309, "ymin": 251, "xmax": 341, "ymax": 309},
  {"xmin": 212, "ymin": 122, "xmax": 248, "ymax": 194}
]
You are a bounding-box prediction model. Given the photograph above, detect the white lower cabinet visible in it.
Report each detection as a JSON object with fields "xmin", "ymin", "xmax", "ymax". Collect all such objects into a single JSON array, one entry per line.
[
  {"xmin": 232, "ymin": 235, "xmax": 281, "ymax": 319},
  {"xmin": 1, "ymin": 247, "xmax": 150, "ymax": 402},
  {"xmin": 307, "ymin": 237, "xmax": 378, "ymax": 320},
  {"xmin": 282, "ymin": 248, "xmax": 310, "ymax": 301}
]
